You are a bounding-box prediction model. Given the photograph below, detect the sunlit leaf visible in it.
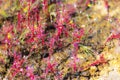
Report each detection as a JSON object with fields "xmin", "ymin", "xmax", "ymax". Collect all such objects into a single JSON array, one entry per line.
[{"xmin": 0, "ymin": 10, "xmax": 7, "ymax": 17}]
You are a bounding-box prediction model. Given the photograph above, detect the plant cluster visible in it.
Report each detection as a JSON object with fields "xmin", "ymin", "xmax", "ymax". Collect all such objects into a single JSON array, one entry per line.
[{"xmin": 0, "ymin": 0, "xmax": 111, "ymax": 80}]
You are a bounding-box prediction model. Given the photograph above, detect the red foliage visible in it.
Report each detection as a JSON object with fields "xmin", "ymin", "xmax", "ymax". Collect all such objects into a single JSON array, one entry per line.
[
  {"xmin": 0, "ymin": 0, "xmax": 104, "ymax": 79},
  {"xmin": 90, "ymin": 54, "xmax": 107, "ymax": 66},
  {"xmin": 105, "ymin": 33, "xmax": 120, "ymax": 44},
  {"xmin": 72, "ymin": 28, "xmax": 84, "ymax": 43},
  {"xmin": 26, "ymin": 66, "xmax": 37, "ymax": 80},
  {"xmin": 10, "ymin": 53, "xmax": 25, "ymax": 78}
]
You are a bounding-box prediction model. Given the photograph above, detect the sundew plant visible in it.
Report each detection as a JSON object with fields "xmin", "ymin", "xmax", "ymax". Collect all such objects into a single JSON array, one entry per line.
[{"xmin": 1, "ymin": 0, "xmax": 119, "ymax": 80}]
